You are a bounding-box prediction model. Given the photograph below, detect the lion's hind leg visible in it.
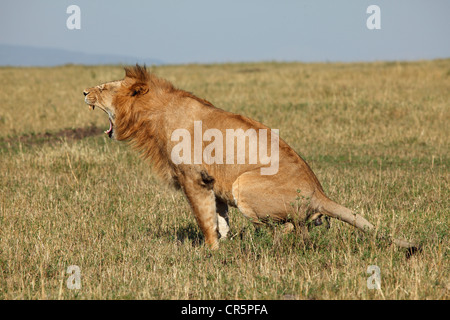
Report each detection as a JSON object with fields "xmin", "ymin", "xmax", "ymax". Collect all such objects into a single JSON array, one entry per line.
[
  {"xmin": 216, "ymin": 198, "xmax": 230, "ymax": 240},
  {"xmin": 231, "ymin": 170, "xmax": 312, "ymax": 242}
]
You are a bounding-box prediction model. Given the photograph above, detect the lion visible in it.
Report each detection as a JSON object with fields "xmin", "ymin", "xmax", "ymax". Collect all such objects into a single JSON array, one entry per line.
[{"xmin": 83, "ymin": 64, "xmax": 417, "ymax": 251}]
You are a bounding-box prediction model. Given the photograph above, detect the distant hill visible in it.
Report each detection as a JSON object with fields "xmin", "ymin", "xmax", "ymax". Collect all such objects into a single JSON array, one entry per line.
[{"xmin": 0, "ymin": 44, "xmax": 164, "ymax": 67}]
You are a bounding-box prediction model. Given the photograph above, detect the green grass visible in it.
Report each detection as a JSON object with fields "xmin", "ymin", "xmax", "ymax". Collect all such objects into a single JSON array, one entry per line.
[{"xmin": 0, "ymin": 61, "xmax": 449, "ymax": 299}]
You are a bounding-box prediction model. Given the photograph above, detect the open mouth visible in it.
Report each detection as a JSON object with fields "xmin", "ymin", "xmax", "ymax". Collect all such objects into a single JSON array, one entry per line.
[
  {"xmin": 88, "ymin": 104, "xmax": 114, "ymax": 138},
  {"xmin": 105, "ymin": 117, "xmax": 113, "ymax": 138}
]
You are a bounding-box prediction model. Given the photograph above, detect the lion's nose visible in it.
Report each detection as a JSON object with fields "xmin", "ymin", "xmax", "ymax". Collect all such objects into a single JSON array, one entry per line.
[{"xmin": 83, "ymin": 91, "xmax": 89, "ymax": 96}]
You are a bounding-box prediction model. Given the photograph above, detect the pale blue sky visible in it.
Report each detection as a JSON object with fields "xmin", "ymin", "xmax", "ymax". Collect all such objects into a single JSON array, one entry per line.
[{"xmin": 0, "ymin": 0, "xmax": 449, "ymax": 64}]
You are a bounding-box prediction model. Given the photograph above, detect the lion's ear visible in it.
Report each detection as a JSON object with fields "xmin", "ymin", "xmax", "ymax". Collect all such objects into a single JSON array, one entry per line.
[{"xmin": 130, "ymin": 83, "xmax": 149, "ymax": 96}]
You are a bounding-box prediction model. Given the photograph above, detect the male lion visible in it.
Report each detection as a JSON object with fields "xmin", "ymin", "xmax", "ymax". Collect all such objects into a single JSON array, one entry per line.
[{"xmin": 83, "ymin": 64, "xmax": 416, "ymax": 251}]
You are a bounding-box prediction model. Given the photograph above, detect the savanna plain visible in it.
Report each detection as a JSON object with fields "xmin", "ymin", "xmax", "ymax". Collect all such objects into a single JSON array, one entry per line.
[{"xmin": 0, "ymin": 60, "xmax": 448, "ymax": 299}]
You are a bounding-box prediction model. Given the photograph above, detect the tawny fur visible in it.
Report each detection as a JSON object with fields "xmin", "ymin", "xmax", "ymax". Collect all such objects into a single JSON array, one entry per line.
[{"xmin": 83, "ymin": 65, "xmax": 417, "ymax": 251}]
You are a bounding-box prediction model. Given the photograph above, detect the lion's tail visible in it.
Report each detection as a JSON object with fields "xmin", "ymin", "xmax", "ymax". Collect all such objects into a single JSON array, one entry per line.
[{"xmin": 314, "ymin": 192, "xmax": 418, "ymax": 250}]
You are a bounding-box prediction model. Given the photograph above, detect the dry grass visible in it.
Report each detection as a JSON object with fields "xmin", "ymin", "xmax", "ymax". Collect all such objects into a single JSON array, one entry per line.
[{"xmin": 0, "ymin": 60, "xmax": 449, "ymax": 300}]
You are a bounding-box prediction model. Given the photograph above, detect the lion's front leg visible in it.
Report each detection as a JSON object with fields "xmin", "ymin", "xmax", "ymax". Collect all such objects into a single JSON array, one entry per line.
[{"xmin": 178, "ymin": 167, "xmax": 219, "ymax": 249}]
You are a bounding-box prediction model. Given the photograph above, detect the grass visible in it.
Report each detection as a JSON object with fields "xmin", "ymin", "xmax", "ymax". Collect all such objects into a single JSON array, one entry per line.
[{"xmin": 0, "ymin": 60, "xmax": 449, "ymax": 300}]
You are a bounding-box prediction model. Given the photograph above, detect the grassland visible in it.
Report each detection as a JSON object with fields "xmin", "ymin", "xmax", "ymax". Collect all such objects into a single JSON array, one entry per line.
[{"xmin": 0, "ymin": 60, "xmax": 448, "ymax": 300}]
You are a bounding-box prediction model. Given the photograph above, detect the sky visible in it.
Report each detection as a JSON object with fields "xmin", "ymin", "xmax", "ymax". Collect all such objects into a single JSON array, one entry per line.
[{"xmin": 0, "ymin": 0, "xmax": 449, "ymax": 64}]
